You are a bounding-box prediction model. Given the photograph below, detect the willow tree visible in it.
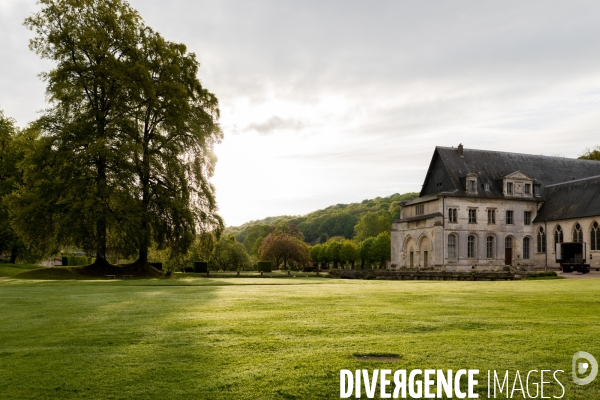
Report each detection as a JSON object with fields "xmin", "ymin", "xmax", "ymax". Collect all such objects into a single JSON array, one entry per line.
[{"xmin": 127, "ymin": 29, "xmax": 223, "ymax": 266}]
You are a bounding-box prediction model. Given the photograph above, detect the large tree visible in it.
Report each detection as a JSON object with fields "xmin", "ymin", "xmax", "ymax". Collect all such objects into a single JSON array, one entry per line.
[
  {"xmin": 21, "ymin": 0, "xmax": 222, "ymax": 268},
  {"xmin": 127, "ymin": 28, "xmax": 222, "ymax": 265},
  {"xmin": 23, "ymin": 0, "xmax": 143, "ymax": 265},
  {"xmin": 258, "ymin": 231, "xmax": 310, "ymax": 270},
  {"xmin": 0, "ymin": 111, "xmax": 24, "ymax": 263}
]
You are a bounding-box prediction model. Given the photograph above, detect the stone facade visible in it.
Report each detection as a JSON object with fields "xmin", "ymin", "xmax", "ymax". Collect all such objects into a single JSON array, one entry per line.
[{"xmin": 392, "ymin": 146, "xmax": 600, "ymax": 271}]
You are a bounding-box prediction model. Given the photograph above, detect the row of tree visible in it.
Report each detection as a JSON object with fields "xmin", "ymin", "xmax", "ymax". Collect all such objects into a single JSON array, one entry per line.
[{"xmin": 0, "ymin": 0, "xmax": 223, "ymax": 269}]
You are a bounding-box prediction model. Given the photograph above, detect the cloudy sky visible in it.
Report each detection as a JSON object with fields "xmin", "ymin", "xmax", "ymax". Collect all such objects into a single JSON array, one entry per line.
[{"xmin": 2, "ymin": 1, "xmax": 600, "ymax": 226}]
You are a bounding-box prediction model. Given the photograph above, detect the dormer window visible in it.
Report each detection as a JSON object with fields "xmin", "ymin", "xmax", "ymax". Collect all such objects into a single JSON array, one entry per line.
[
  {"xmin": 524, "ymin": 184, "xmax": 531, "ymax": 195},
  {"xmin": 416, "ymin": 204, "xmax": 424, "ymax": 215},
  {"xmin": 507, "ymin": 182, "xmax": 513, "ymax": 194},
  {"xmin": 484, "ymin": 183, "xmax": 490, "ymax": 191},
  {"xmin": 534, "ymin": 184, "xmax": 541, "ymax": 197},
  {"xmin": 465, "ymin": 173, "xmax": 478, "ymax": 195}
]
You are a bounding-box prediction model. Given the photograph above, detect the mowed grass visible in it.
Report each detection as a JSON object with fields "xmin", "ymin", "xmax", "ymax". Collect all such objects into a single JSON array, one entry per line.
[
  {"xmin": 0, "ymin": 277, "xmax": 599, "ymax": 399},
  {"xmin": 0, "ymin": 263, "xmax": 44, "ymax": 277}
]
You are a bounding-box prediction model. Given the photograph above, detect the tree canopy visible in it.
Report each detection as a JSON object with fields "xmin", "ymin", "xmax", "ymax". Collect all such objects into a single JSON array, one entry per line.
[{"xmin": 13, "ymin": 0, "xmax": 222, "ymax": 269}]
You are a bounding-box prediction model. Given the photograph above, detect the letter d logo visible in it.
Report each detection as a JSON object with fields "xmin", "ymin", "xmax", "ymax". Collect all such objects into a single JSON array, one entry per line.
[{"xmin": 572, "ymin": 351, "xmax": 598, "ymax": 385}]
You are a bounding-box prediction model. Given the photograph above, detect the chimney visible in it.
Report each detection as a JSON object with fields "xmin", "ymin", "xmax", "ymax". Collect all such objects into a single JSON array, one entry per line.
[{"xmin": 457, "ymin": 143, "xmax": 464, "ymax": 156}]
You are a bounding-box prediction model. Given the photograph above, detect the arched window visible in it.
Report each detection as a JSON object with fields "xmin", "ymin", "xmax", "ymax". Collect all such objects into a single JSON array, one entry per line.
[
  {"xmin": 554, "ymin": 225, "xmax": 563, "ymax": 246},
  {"xmin": 591, "ymin": 222, "xmax": 599, "ymax": 251},
  {"xmin": 537, "ymin": 227, "xmax": 546, "ymax": 253},
  {"xmin": 523, "ymin": 237, "xmax": 531, "ymax": 259},
  {"xmin": 467, "ymin": 235, "xmax": 476, "ymax": 259},
  {"xmin": 486, "ymin": 236, "xmax": 494, "ymax": 259},
  {"xmin": 505, "ymin": 236, "xmax": 513, "ymax": 249},
  {"xmin": 573, "ymin": 223, "xmax": 583, "ymax": 243},
  {"xmin": 448, "ymin": 234, "xmax": 457, "ymax": 259}
]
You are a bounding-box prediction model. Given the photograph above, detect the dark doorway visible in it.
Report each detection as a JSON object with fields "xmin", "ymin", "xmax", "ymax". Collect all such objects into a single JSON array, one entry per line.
[
  {"xmin": 423, "ymin": 251, "xmax": 428, "ymax": 267},
  {"xmin": 505, "ymin": 248, "xmax": 512, "ymax": 266},
  {"xmin": 504, "ymin": 236, "xmax": 513, "ymax": 266}
]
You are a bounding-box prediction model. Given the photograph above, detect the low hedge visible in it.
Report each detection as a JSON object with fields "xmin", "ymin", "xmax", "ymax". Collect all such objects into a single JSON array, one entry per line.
[
  {"xmin": 193, "ymin": 261, "xmax": 208, "ymax": 273},
  {"xmin": 257, "ymin": 261, "xmax": 272, "ymax": 273},
  {"xmin": 62, "ymin": 256, "xmax": 95, "ymax": 266}
]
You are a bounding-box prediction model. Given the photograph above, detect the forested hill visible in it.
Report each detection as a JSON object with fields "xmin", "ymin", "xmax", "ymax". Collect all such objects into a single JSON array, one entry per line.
[{"xmin": 226, "ymin": 192, "xmax": 418, "ymax": 248}]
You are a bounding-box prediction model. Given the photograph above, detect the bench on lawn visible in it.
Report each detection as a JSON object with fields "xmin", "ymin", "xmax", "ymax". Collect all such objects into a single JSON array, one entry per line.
[
  {"xmin": 121, "ymin": 275, "xmax": 134, "ymax": 279},
  {"xmin": 106, "ymin": 275, "xmax": 116, "ymax": 279}
]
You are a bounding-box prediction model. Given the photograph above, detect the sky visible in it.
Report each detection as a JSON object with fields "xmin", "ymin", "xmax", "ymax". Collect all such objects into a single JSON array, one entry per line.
[{"xmin": 2, "ymin": 1, "xmax": 600, "ymax": 226}]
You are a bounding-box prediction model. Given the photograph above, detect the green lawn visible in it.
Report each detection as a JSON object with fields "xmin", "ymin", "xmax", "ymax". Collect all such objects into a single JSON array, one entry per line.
[
  {"xmin": 0, "ymin": 263, "xmax": 44, "ymax": 277},
  {"xmin": 0, "ymin": 276, "xmax": 599, "ymax": 399}
]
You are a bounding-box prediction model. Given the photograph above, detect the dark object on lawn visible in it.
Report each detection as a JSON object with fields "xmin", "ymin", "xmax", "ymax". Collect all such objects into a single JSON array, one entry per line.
[
  {"xmin": 194, "ymin": 261, "xmax": 208, "ymax": 273},
  {"xmin": 150, "ymin": 262, "xmax": 162, "ymax": 271},
  {"xmin": 257, "ymin": 261, "xmax": 272, "ymax": 273},
  {"xmin": 354, "ymin": 353, "xmax": 401, "ymax": 362}
]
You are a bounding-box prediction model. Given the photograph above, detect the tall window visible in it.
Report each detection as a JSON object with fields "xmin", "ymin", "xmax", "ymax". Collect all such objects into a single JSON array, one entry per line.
[
  {"xmin": 506, "ymin": 210, "xmax": 514, "ymax": 225},
  {"xmin": 486, "ymin": 236, "xmax": 494, "ymax": 259},
  {"xmin": 448, "ymin": 208, "xmax": 457, "ymax": 223},
  {"xmin": 469, "ymin": 180, "xmax": 476, "ymax": 192},
  {"xmin": 448, "ymin": 234, "xmax": 457, "ymax": 259},
  {"xmin": 537, "ymin": 227, "xmax": 546, "ymax": 253},
  {"xmin": 592, "ymin": 222, "xmax": 600, "ymax": 251},
  {"xmin": 468, "ymin": 209, "xmax": 477, "ymax": 224},
  {"xmin": 409, "ymin": 251, "xmax": 414, "ymax": 267},
  {"xmin": 524, "ymin": 184, "xmax": 531, "ymax": 195},
  {"xmin": 554, "ymin": 225, "xmax": 563, "ymax": 245},
  {"xmin": 507, "ymin": 182, "xmax": 513, "ymax": 194},
  {"xmin": 468, "ymin": 235, "xmax": 476, "ymax": 258},
  {"xmin": 534, "ymin": 184, "xmax": 541, "ymax": 197},
  {"xmin": 524, "ymin": 211, "xmax": 531, "ymax": 225},
  {"xmin": 523, "ymin": 237, "xmax": 530, "ymax": 259},
  {"xmin": 573, "ymin": 223, "xmax": 583, "ymax": 243},
  {"xmin": 416, "ymin": 204, "xmax": 424, "ymax": 215},
  {"xmin": 487, "ymin": 209, "xmax": 496, "ymax": 224},
  {"xmin": 505, "ymin": 236, "xmax": 513, "ymax": 249}
]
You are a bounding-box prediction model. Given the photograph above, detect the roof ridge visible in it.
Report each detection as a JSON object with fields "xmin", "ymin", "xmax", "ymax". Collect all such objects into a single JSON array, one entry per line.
[
  {"xmin": 436, "ymin": 146, "xmax": 600, "ymax": 162},
  {"xmin": 545, "ymin": 174, "xmax": 600, "ymax": 188}
]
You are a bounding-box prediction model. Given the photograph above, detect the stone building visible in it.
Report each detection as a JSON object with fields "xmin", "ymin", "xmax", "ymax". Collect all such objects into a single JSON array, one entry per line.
[{"xmin": 391, "ymin": 145, "xmax": 600, "ymax": 271}]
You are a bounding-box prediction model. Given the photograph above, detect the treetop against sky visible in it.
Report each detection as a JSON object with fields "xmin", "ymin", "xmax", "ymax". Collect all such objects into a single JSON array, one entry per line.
[{"xmin": 2, "ymin": 0, "xmax": 600, "ymax": 225}]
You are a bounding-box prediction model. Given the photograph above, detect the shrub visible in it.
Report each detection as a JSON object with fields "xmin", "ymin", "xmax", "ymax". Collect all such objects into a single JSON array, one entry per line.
[
  {"xmin": 364, "ymin": 274, "xmax": 376, "ymax": 280},
  {"xmin": 193, "ymin": 261, "xmax": 208, "ymax": 273},
  {"xmin": 303, "ymin": 266, "xmax": 316, "ymax": 272},
  {"xmin": 257, "ymin": 261, "xmax": 272, "ymax": 272},
  {"xmin": 150, "ymin": 262, "xmax": 163, "ymax": 271},
  {"xmin": 63, "ymin": 256, "xmax": 94, "ymax": 266}
]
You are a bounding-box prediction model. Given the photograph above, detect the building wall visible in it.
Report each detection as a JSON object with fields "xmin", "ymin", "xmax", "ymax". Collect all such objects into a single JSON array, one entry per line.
[
  {"xmin": 394, "ymin": 196, "xmax": 543, "ymax": 270},
  {"xmin": 536, "ymin": 217, "xmax": 600, "ymax": 270}
]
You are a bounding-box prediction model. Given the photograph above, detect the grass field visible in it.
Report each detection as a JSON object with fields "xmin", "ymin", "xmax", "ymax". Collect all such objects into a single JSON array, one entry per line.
[
  {"xmin": 0, "ymin": 276, "xmax": 599, "ymax": 399},
  {"xmin": 0, "ymin": 263, "xmax": 45, "ymax": 277}
]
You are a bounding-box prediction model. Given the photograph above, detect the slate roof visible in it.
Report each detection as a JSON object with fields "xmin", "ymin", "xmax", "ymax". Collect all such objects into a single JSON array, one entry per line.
[
  {"xmin": 420, "ymin": 146, "xmax": 600, "ymax": 199},
  {"xmin": 534, "ymin": 176, "xmax": 600, "ymax": 222}
]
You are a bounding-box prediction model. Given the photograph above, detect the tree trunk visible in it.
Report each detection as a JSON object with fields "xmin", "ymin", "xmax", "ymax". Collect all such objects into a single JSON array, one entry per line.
[
  {"xmin": 136, "ymin": 132, "xmax": 151, "ymax": 266},
  {"xmin": 9, "ymin": 245, "xmax": 18, "ymax": 264},
  {"xmin": 361, "ymin": 259, "xmax": 364, "ymax": 269},
  {"xmin": 95, "ymin": 140, "xmax": 108, "ymax": 264}
]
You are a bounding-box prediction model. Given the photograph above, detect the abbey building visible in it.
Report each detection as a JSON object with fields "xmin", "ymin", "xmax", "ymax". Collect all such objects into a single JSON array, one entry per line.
[{"xmin": 391, "ymin": 145, "xmax": 600, "ymax": 271}]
